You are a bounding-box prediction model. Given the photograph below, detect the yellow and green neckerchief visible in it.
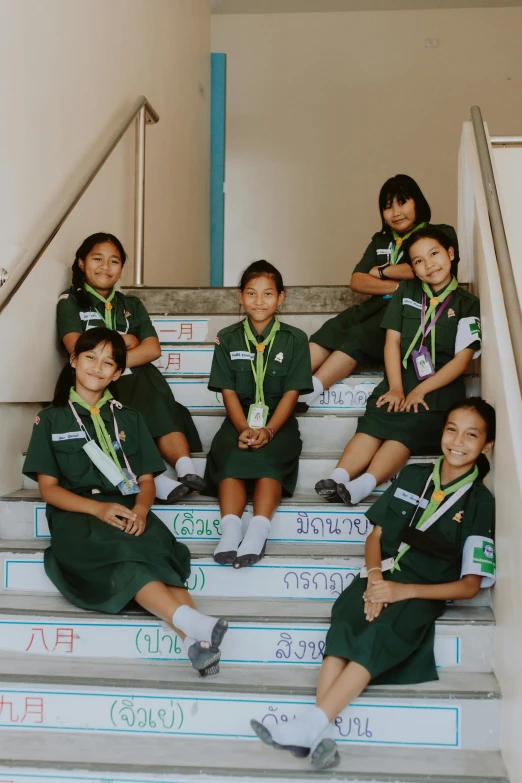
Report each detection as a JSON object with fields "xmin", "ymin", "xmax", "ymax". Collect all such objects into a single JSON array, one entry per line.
[
  {"xmin": 243, "ymin": 317, "xmax": 281, "ymax": 405},
  {"xmin": 83, "ymin": 284, "xmax": 116, "ymax": 329}
]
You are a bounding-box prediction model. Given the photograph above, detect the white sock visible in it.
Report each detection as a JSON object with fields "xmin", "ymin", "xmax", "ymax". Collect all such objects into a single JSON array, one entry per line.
[
  {"xmin": 180, "ymin": 635, "xmax": 197, "ymax": 654},
  {"xmin": 214, "ymin": 514, "xmax": 243, "ymax": 556},
  {"xmin": 268, "ymin": 706, "xmax": 329, "ymax": 749},
  {"xmin": 311, "ymin": 721, "xmax": 335, "ymax": 755},
  {"xmin": 154, "ymin": 473, "xmax": 184, "ymax": 500},
  {"xmin": 330, "ymin": 467, "xmax": 350, "ymax": 485},
  {"xmin": 235, "ymin": 515, "xmax": 270, "ymax": 559},
  {"xmin": 298, "ymin": 376, "xmax": 324, "ymax": 406},
  {"xmin": 345, "ymin": 473, "xmax": 377, "ymax": 504},
  {"xmin": 172, "ymin": 605, "xmax": 218, "ymax": 644},
  {"xmin": 175, "ymin": 456, "xmax": 197, "ymax": 478}
]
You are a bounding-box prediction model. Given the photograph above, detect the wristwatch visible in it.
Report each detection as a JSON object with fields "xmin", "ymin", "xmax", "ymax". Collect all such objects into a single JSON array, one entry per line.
[{"xmin": 378, "ymin": 263, "xmax": 390, "ymax": 279}]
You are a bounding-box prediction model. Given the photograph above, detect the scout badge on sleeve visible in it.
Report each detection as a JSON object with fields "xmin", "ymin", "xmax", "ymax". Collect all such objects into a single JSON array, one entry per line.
[
  {"xmin": 243, "ymin": 317, "xmax": 281, "ymax": 429},
  {"xmin": 68, "ymin": 388, "xmax": 140, "ymax": 495},
  {"xmin": 461, "ymin": 535, "xmax": 496, "ymax": 587},
  {"xmin": 403, "ymin": 278, "xmax": 458, "ymax": 381}
]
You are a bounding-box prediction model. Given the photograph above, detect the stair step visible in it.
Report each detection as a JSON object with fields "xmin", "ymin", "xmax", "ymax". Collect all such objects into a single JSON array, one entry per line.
[
  {"xmin": 1, "ymin": 489, "xmax": 374, "ymax": 543},
  {"xmin": 122, "ymin": 286, "xmax": 365, "ymax": 314},
  {"xmin": 0, "ymin": 593, "xmax": 494, "ymax": 671},
  {"xmin": 150, "ymin": 313, "xmax": 332, "ymax": 344},
  {"xmin": 0, "ymin": 740, "xmax": 509, "ymax": 783},
  {"xmin": 0, "ymin": 542, "xmax": 491, "ymax": 607},
  {"xmin": 20, "ymin": 453, "xmax": 436, "ymax": 494},
  {"xmin": 0, "ymin": 662, "xmax": 501, "ymax": 750}
]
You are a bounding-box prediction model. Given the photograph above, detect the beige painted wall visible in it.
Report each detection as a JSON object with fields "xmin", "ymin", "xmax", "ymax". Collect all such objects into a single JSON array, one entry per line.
[
  {"xmin": 0, "ymin": 0, "xmax": 210, "ymax": 287},
  {"xmin": 211, "ymin": 7, "xmax": 522, "ymax": 285}
]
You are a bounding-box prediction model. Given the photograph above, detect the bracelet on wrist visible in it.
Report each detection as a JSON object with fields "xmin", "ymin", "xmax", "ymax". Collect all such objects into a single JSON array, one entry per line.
[
  {"xmin": 378, "ymin": 263, "xmax": 390, "ymax": 280},
  {"xmin": 265, "ymin": 426, "xmax": 275, "ymax": 441},
  {"xmin": 367, "ymin": 566, "xmax": 383, "ymax": 576}
]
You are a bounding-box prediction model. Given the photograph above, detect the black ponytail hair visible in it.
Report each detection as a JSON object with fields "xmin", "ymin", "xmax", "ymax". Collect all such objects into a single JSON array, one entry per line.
[
  {"xmin": 71, "ymin": 233, "xmax": 127, "ymax": 309},
  {"xmin": 238, "ymin": 260, "xmax": 285, "ymax": 294},
  {"xmin": 443, "ymin": 397, "xmax": 496, "ymax": 480},
  {"xmin": 53, "ymin": 327, "xmax": 127, "ymax": 407},
  {"xmin": 378, "ymin": 174, "xmax": 431, "ymax": 233}
]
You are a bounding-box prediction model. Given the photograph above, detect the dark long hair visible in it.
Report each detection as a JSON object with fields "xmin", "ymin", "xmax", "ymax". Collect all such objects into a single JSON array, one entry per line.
[
  {"xmin": 53, "ymin": 327, "xmax": 127, "ymax": 407},
  {"xmin": 70, "ymin": 233, "xmax": 127, "ymax": 309},
  {"xmin": 443, "ymin": 397, "xmax": 496, "ymax": 480},
  {"xmin": 238, "ymin": 260, "xmax": 285, "ymax": 294},
  {"xmin": 378, "ymin": 174, "xmax": 431, "ymax": 233}
]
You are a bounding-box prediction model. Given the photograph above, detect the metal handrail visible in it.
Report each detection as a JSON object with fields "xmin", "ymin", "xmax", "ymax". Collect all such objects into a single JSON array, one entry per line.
[
  {"xmin": 490, "ymin": 136, "xmax": 522, "ymax": 146},
  {"xmin": 470, "ymin": 106, "xmax": 522, "ymax": 389},
  {"xmin": 0, "ymin": 95, "xmax": 159, "ymax": 314}
]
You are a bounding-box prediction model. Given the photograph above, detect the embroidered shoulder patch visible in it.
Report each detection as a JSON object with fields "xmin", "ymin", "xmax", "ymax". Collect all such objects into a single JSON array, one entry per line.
[
  {"xmin": 57, "ymin": 293, "xmax": 69, "ymax": 301},
  {"xmin": 215, "ymin": 337, "xmax": 220, "ymax": 345},
  {"xmin": 34, "ymin": 415, "xmax": 40, "ymax": 425}
]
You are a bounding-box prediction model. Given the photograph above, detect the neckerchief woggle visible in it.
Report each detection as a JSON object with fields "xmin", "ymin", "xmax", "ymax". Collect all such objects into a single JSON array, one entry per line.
[
  {"xmin": 390, "ymin": 221, "xmax": 427, "ymax": 266},
  {"xmin": 391, "ymin": 456, "xmax": 478, "ymax": 572},
  {"xmin": 68, "ymin": 388, "xmax": 138, "ymax": 493},
  {"xmin": 83, "ymin": 284, "xmax": 116, "ymax": 329},
  {"xmin": 402, "ymin": 277, "xmax": 458, "ymax": 369},
  {"xmin": 243, "ymin": 316, "xmax": 281, "ymax": 427}
]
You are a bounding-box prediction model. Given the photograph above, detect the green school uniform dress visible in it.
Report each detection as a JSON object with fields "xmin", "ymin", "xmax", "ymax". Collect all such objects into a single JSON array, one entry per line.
[
  {"xmin": 356, "ymin": 278, "xmax": 481, "ymax": 455},
  {"xmin": 23, "ymin": 403, "xmax": 191, "ymax": 613},
  {"xmin": 56, "ymin": 289, "xmax": 201, "ymax": 450},
  {"xmin": 204, "ymin": 318, "xmax": 313, "ymax": 496},
  {"xmin": 309, "ymin": 224, "xmax": 459, "ymax": 364},
  {"xmin": 325, "ymin": 463, "xmax": 495, "ymax": 684}
]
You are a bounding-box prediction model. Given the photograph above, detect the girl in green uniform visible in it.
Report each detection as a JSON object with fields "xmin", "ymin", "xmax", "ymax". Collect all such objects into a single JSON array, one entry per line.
[
  {"xmin": 23, "ymin": 327, "xmax": 228, "ymax": 677},
  {"xmin": 57, "ymin": 233, "xmax": 203, "ymax": 503},
  {"xmin": 206, "ymin": 261, "xmax": 313, "ymax": 568},
  {"xmin": 297, "ymin": 174, "xmax": 459, "ymax": 411},
  {"xmin": 252, "ymin": 397, "xmax": 496, "ymax": 769},
  {"xmin": 315, "ymin": 226, "xmax": 480, "ymax": 506}
]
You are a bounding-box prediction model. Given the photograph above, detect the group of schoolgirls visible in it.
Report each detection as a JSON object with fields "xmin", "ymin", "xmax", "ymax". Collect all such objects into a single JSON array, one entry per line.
[{"xmin": 24, "ymin": 173, "xmax": 496, "ymax": 770}]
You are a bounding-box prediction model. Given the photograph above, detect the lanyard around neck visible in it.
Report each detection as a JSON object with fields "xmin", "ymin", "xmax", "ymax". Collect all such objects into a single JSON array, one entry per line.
[
  {"xmin": 68, "ymin": 388, "xmax": 134, "ymax": 486},
  {"xmin": 390, "ymin": 221, "xmax": 427, "ymax": 265},
  {"xmin": 83, "ymin": 284, "xmax": 116, "ymax": 329},
  {"xmin": 402, "ymin": 277, "xmax": 458, "ymax": 368},
  {"xmin": 243, "ymin": 317, "xmax": 281, "ymax": 405},
  {"xmin": 392, "ymin": 457, "xmax": 478, "ymax": 572}
]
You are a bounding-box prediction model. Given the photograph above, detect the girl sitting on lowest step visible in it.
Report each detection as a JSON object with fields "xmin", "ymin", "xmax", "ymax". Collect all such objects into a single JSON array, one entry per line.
[{"xmin": 252, "ymin": 397, "xmax": 496, "ymax": 769}]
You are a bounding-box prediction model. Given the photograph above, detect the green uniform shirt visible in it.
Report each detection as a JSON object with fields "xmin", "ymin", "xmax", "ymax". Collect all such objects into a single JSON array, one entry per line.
[
  {"xmin": 367, "ymin": 463, "xmax": 495, "ymax": 585},
  {"xmin": 23, "ymin": 403, "xmax": 166, "ymax": 492},
  {"xmin": 208, "ymin": 317, "xmax": 313, "ymax": 411},
  {"xmin": 380, "ymin": 277, "xmax": 481, "ymax": 403},
  {"xmin": 57, "ymin": 289, "xmax": 157, "ymax": 342}
]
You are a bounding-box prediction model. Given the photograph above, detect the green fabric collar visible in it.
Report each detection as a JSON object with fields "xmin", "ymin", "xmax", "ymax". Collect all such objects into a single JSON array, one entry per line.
[{"xmin": 247, "ymin": 316, "xmax": 276, "ymax": 341}]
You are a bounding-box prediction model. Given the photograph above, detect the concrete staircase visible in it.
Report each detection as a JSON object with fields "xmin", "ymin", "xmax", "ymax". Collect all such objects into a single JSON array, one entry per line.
[{"xmin": 0, "ymin": 287, "xmax": 507, "ymax": 782}]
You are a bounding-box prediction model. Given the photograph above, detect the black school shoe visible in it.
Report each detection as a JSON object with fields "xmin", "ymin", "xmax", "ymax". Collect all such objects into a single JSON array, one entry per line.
[
  {"xmin": 179, "ymin": 474, "xmax": 207, "ymax": 493},
  {"xmin": 311, "ymin": 738, "xmax": 340, "ymax": 770},
  {"xmin": 336, "ymin": 482, "xmax": 354, "ymax": 507},
  {"xmin": 314, "ymin": 479, "xmax": 341, "ymax": 503},
  {"xmin": 250, "ymin": 719, "xmax": 310, "ymax": 758},
  {"xmin": 155, "ymin": 484, "xmax": 191, "ymax": 504}
]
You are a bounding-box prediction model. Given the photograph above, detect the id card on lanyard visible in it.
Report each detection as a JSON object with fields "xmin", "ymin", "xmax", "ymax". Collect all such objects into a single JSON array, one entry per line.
[{"xmin": 243, "ymin": 318, "xmax": 280, "ymax": 429}]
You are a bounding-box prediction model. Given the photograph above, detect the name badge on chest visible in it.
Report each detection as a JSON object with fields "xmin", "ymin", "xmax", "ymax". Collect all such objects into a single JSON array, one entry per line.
[
  {"xmin": 247, "ymin": 402, "xmax": 269, "ymax": 429},
  {"xmin": 394, "ymin": 487, "xmax": 429, "ymax": 508}
]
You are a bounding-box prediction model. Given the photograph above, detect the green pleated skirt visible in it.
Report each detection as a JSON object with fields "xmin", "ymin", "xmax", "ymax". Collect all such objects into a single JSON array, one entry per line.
[
  {"xmin": 44, "ymin": 492, "xmax": 191, "ymax": 613},
  {"xmin": 324, "ymin": 571, "xmax": 445, "ymax": 685},
  {"xmin": 204, "ymin": 416, "xmax": 303, "ymax": 497},
  {"xmin": 116, "ymin": 364, "xmax": 201, "ymax": 451},
  {"xmin": 309, "ymin": 300, "xmax": 388, "ymax": 364}
]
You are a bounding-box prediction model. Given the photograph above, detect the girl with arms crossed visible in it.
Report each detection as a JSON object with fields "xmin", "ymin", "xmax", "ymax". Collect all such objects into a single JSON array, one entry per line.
[
  {"xmin": 206, "ymin": 261, "xmax": 313, "ymax": 568},
  {"xmin": 252, "ymin": 397, "xmax": 496, "ymax": 769},
  {"xmin": 24, "ymin": 328, "xmax": 228, "ymax": 677},
  {"xmin": 316, "ymin": 226, "xmax": 480, "ymax": 506},
  {"xmin": 57, "ymin": 233, "xmax": 203, "ymax": 503},
  {"xmin": 297, "ymin": 174, "xmax": 458, "ymax": 412}
]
